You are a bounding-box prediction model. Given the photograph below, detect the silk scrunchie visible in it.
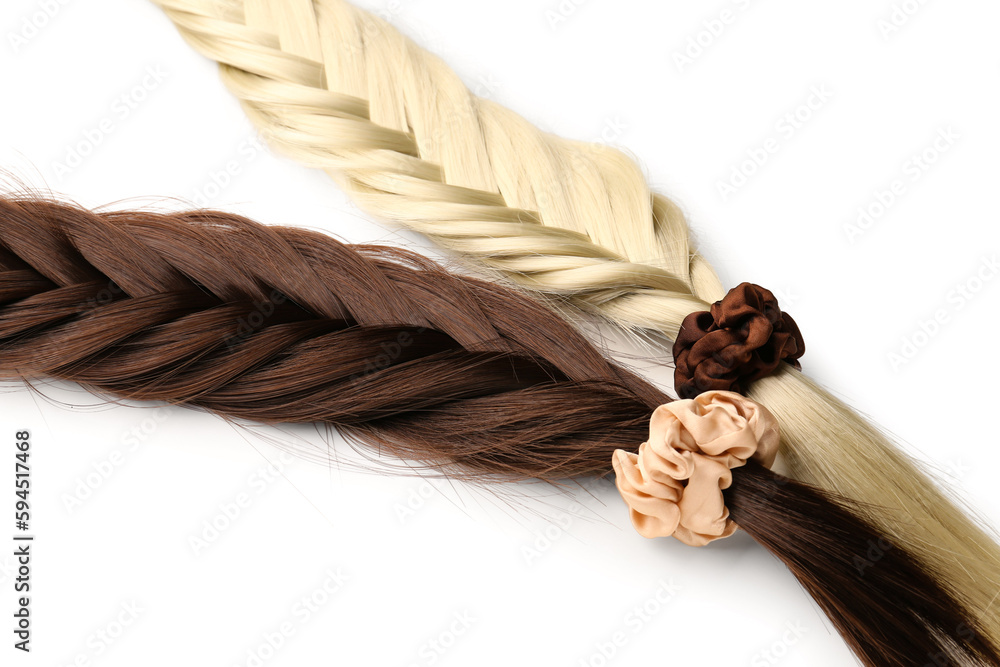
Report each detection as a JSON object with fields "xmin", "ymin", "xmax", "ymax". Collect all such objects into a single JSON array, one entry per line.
[
  {"xmin": 672, "ymin": 282, "xmax": 804, "ymax": 399},
  {"xmin": 611, "ymin": 391, "xmax": 780, "ymax": 546}
]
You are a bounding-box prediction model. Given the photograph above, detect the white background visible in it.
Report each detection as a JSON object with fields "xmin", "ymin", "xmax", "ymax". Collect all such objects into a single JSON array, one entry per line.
[{"xmin": 1, "ymin": 0, "xmax": 999, "ymax": 665}]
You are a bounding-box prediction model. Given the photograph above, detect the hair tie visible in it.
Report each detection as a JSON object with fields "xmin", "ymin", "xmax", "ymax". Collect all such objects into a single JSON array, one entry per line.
[
  {"xmin": 672, "ymin": 283, "xmax": 804, "ymax": 399},
  {"xmin": 612, "ymin": 391, "xmax": 779, "ymax": 546}
]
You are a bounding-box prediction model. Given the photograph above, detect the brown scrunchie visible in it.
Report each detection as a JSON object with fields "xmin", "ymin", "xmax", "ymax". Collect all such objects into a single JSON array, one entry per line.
[{"xmin": 672, "ymin": 283, "xmax": 804, "ymax": 399}]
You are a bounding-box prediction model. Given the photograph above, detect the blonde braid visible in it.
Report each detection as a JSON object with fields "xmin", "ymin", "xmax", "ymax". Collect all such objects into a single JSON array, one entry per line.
[{"xmin": 154, "ymin": 0, "xmax": 1000, "ymax": 638}]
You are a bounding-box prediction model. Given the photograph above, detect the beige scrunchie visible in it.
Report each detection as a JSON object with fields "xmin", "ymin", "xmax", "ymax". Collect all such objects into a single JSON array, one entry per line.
[{"xmin": 612, "ymin": 390, "xmax": 780, "ymax": 546}]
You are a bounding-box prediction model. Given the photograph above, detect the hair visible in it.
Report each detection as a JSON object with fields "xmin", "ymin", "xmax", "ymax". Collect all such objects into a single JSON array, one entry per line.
[
  {"xmin": 150, "ymin": 0, "xmax": 1000, "ymax": 644},
  {"xmin": 0, "ymin": 194, "xmax": 997, "ymax": 666}
]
